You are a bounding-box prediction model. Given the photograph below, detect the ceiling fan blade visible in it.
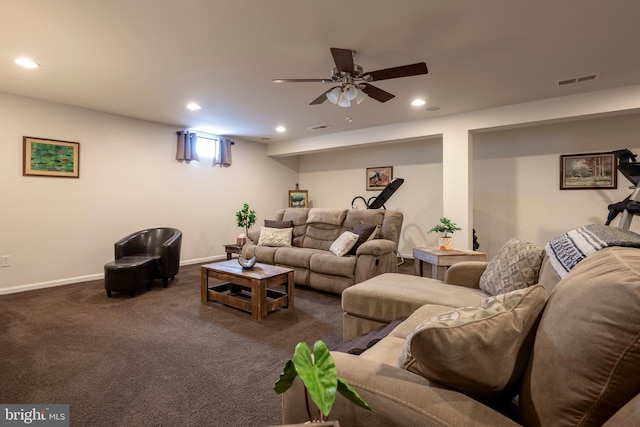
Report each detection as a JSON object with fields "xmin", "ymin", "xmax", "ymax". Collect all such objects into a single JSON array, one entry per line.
[
  {"xmin": 366, "ymin": 62, "xmax": 428, "ymax": 81},
  {"xmin": 330, "ymin": 47, "xmax": 355, "ymax": 74},
  {"xmin": 310, "ymin": 88, "xmax": 333, "ymax": 105},
  {"xmin": 360, "ymin": 84, "xmax": 395, "ymax": 103},
  {"xmin": 272, "ymin": 78, "xmax": 334, "ymax": 83}
]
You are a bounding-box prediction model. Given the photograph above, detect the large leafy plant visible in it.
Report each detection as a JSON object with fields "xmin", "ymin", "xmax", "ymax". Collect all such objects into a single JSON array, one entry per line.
[
  {"xmin": 274, "ymin": 340, "xmax": 373, "ymax": 422},
  {"xmin": 428, "ymin": 217, "xmax": 461, "ymax": 237},
  {"xmin": 235, "ymin": 203, "xmax": 256, "ymax": 236}
]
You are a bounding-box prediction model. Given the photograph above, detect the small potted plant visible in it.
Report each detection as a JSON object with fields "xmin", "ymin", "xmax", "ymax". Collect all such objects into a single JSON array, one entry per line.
[
  {"xmin": 235, "ymin": 203, "xmax": 256, "ymax": 244},
  {"xmin": 428, "ymin": 217, "xmax": 461, "ymax": 250},
  {"xmin": 274, "ymin": 340, "xmax": 373, "ymax": 423}
]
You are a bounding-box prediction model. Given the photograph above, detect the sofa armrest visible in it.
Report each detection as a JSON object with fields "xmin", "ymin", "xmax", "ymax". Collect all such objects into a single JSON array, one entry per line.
[
  {"xmin": 356, "ymin": 239, "xmax": 396, "ymax": 256},
  {"xmin": 444, "ymin": 261, "xmax": 488, "ymax": 289},
  {"xmin": 283, "ymin": 352, "xmax": 519, "ymax": 426}
]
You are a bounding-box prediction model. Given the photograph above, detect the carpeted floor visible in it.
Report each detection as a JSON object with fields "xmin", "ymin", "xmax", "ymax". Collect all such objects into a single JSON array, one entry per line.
[{"xmin": 0, "ymin": 262, "xmax": 358, "ymax": 427}]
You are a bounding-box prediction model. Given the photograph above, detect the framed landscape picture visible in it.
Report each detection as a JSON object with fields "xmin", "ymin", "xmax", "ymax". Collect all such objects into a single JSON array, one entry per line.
[
  {"xmin": 23, "ymin": 136, "xmax": 80, "ymax": 178},
  {"xmin": 560, "ymin": 151, "xmax": 616, "ymax": 190},
  {"xmin": 366, "ymin": 166, "xmax": 393, "ymax": 191},
  {"xmin": 288, "ymin": 190, "xmax": 308, "ymax": 208}
]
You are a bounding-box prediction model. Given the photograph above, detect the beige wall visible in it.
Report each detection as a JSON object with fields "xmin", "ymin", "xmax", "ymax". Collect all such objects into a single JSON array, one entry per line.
[
  {"xmin": 298, "ymin": 138, "xmax": 443, "ymax": 258},
  {"xmin": 474, "ymin": 113, "xmax": 640, "ymax": 257},
  {"xmin": 0, "ymin": 93, "xmax": 298, "ymax": 293},
  {"xmin": 299, "ymin": 113, "xmax": 640, "ymax": 260}
]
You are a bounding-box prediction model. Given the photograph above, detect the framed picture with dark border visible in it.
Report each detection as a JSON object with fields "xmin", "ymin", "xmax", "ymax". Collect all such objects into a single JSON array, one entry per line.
[
  {"xmin": 366, "ymin": 166, "xmax": 393, "ymax": 191},
  {"xmin": 23, "ymin": 136, "xmax": 80, "ymax": 178},
  {"xmin": 288, "ymin": 190, "xmax": 308, "ymax": 208},
  {"xmin": 560, "ymin": 151, "xmax": 616, "ymax": 190}
]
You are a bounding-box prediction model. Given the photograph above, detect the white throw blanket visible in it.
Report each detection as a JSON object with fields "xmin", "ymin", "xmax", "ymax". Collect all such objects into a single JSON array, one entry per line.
[{"xmin": 544, "ymin": 224, "xmax": 640, "ymax": 278}]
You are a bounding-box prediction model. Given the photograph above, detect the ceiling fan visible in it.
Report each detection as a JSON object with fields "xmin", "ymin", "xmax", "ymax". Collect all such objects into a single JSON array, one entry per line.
[{"xmin": 272, "ymin": 47, "xmax": 428, "ymax": 107}]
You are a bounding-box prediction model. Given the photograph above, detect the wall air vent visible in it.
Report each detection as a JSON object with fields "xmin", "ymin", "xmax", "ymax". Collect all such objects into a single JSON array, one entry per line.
[
  {"xmin": 556, "ymin": 73, "xmax": 599, "ymax": 86},
  {"xmin": 307, "ymin": 125, "xmax": 329, "ymax": 131}
]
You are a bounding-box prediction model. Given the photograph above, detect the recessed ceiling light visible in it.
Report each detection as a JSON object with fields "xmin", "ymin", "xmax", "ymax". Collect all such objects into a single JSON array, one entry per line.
[
  {"xmin": 411, "ymin": 99, "xmax": 426, "ymax": 107},
  {"xmin": 15, "ymin": 57, "xmax": 39, "ymax": 69},
  {"xmin": 186, "ymin": 102, "xmax": 201, "ymax": 111},
  {"xmin": 276, "ymin": 126, "xmax": 286, "ymax": 133}
]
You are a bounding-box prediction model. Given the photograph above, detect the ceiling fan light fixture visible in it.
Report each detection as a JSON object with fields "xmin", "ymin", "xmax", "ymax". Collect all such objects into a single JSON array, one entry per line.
[
  {"xmin": 337, "ymin": 94, "xmax": 351, "ymax": 107},
  {"xmin": 355, "ymin": 89, "xmax": 368, "ymax": 105},
  {"xmin": 326, "ymin": 87, "xmax": 342, "ymax": 104},
  {"xmin": 343, "ymin": 84, "xmax": 358, "ymax": 101}
]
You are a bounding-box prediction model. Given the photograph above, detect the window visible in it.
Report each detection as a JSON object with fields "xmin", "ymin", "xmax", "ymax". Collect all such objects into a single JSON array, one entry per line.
[{"xmin": 196, "ymin": 135, "xmax": 217, "ymax": 158}]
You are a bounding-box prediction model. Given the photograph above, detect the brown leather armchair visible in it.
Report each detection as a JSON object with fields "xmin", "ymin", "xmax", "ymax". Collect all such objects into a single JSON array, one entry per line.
[{"xmin": 114, "ymin": 227, "xmax": 182, "ymax": 287}]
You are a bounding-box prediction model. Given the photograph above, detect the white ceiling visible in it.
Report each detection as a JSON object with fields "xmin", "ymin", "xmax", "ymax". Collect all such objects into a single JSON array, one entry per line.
[{"xmin": 2, "ymin": 1, "xmax": 640, "ymax": 144}]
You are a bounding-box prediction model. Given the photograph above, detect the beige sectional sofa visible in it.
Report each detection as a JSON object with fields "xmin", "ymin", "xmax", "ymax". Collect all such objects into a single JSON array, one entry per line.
[
  {"xmin": 241, "ymin": 208, "xmax": 403, "ymax": 294},
  {"xmin": 282, "ymin": 243, "xmax": 640, "ymax": 426}
]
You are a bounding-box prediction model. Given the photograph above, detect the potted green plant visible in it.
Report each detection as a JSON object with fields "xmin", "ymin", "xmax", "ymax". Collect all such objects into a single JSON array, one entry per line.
[
  {"xmin": 428, "ymin": 217, "xmax": 461, "ymax": 250},
  {"xmin": 274, "ymin": 340, "xmax": 373, "ymax": 423},
  {"xmin": 235, "ymin": 203, "xmax": 256, "ymax": 243}
]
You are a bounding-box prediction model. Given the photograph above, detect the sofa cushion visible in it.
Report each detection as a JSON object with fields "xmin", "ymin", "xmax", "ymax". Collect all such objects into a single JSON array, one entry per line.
[
  {"xmin": 519, "ymin": 247, "xmax": 640, "ymax": 426},
  {"xmin": 342, "ymin": 209, "xmax": 385, "ymax": 229},
  {"xmin": 330, "ymin": 231, "xmax": 359, "ymax": 256},
  {"xmin": 342, "ymin": 273, "xmax": 488, "ymax": 324},
  {"xmin": 398, "ymin": 285, "xmax": 547, "ymax": 402},
  {"xmin": 479, "ymin": 238, "xmax": 545, "ymax": 295},
  {"xmin": 310, "ymin": 253, "xmax": 356, "ymax": 278},
  {"xmin": 307, "ymin": 208, "xmax": 347, "ymax": 226},
  {"xmin": 304, "ymin": 224, "xmax": 343, "ymax": 251},
  {"xmin": 257, "ymin": 227, "xmax": 292, "ymax": 247},
  {"xmin": 244, "ymin": 244, "xmax": 278, "ymax": 265},
  {"xmin": 281, "ymin": 208, "xmax": 309, "ymax": 247},
  {"xmin": 274, "ymin": 247, "xmax": 324, "ymax": 269},
  {"xmin": 348, "ymin": 223, "xmax": 378, "ymax": 255}
]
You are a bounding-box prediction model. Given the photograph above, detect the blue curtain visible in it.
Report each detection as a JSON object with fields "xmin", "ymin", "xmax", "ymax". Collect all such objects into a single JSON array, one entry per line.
[
  {"xmin": 213, "ymin": 137, "xmax": 233, "ymax": 167},
  {"xmin": 176, "ymin": 131, "xmax": 199, "ymax": 163}
]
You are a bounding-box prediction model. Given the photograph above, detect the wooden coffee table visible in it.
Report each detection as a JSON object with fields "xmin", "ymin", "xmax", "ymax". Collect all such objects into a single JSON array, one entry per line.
[{"xmin": 200, "ymin": 260, "xmax": 294, "ymax": 320}]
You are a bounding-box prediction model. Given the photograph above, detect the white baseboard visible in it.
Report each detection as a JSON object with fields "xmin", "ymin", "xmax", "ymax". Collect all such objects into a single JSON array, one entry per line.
[{"xmin": 0, "ymin": 256, "xmax": 226, "ymax": 295}]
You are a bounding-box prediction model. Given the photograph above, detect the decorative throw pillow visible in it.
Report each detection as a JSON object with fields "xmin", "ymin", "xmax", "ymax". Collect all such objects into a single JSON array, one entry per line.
[
  {"xmin": 397, "ymin": 285, "xmax": 547, "ymax": 402},
  {"xmin": 329, "ymin": 231, "xmax": 359, "ymax": 257},
  {"xmin": 348, "ymin": 223, "xmax": 378, "ymax": 255},
  {"xmin": 479, "ymin": 238, "xmax": 545, "ymax": 296},
  {"xmin": 257, "ymin": 227, "xmax": 292, "ymax": 247}
]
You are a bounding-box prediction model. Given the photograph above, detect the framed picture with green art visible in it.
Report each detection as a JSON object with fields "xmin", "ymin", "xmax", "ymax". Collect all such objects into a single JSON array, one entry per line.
[
  {"xmin": 288, "ymin": 190, "xmax": 308, "ymax": 208},
  {"xmin": 23, "ymin": 136, "xmax": 80, "ymax": 178}
]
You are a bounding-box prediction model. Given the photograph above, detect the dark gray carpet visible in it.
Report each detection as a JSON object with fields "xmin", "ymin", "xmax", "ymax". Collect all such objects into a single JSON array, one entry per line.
[{"xmin": 0, "ymin": 263, "xmax": 346, "ymax": 427}]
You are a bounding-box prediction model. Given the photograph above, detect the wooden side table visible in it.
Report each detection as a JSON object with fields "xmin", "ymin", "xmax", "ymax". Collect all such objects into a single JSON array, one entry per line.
[
  {"xmin": 223, "ymin": 244, "xmax": 243, "ymax": 260},
  {"xmin": 413, "ymin": 247, "xmax": 486, "ymax": 280}
]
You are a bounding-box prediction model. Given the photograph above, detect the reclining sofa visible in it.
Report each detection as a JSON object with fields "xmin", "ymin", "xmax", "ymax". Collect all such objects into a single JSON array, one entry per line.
[
  {"xmin": 241, "ymin": 208, "xmax": 403, "ymax": 294},
  {"xmin": 282, "ymin": 232, "xmax": 640, "ymax": 426}
]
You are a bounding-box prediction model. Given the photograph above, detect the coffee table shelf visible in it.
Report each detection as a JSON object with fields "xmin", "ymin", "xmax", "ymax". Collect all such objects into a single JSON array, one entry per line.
[{"xmin": 201, "ymin": 260, "xmax": 294, "ymax": 320}]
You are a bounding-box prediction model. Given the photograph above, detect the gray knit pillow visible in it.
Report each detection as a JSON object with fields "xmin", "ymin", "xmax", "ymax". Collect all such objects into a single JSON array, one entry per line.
[{"xmin": 479, "ymin": 238, "xmax": 545, "ymax": 296}]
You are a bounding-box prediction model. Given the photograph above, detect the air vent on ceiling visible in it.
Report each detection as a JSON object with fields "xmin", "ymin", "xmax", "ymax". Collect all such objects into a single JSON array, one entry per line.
[
  {"xmin": 556, "ymin": 73, "xmax": 599, "ymax": 86},
  {"xmin": 307, "ymin": 125, "xmax": 330, "ymax": 131}
]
